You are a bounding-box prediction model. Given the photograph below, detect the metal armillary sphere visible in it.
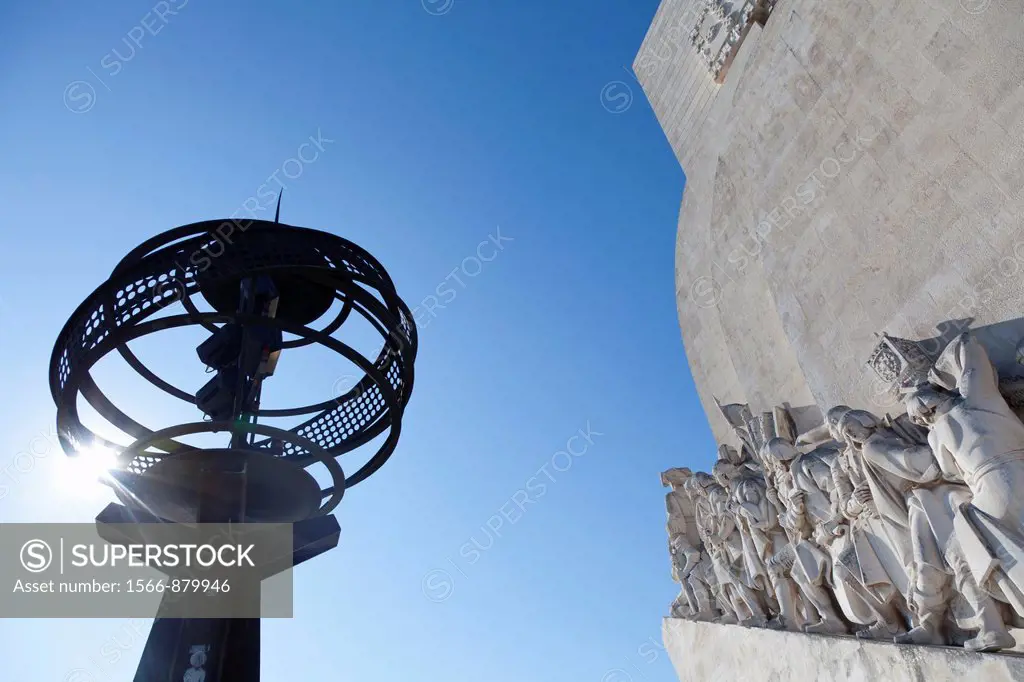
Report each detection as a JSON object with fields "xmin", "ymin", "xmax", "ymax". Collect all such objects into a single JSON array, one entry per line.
[
  {"xmin": 49, "ymin": 213, "xmax": 418, "ymax": 681},
  {"xmin": 50, "ymin": 217, "xmax": 417, "ymax": 519}
]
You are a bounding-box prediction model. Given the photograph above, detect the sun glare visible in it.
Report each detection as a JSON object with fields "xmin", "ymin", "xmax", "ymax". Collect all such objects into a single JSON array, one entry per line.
[{"xmin": 55, "ymin": 443, "xmax": 119, "ymax": 492}]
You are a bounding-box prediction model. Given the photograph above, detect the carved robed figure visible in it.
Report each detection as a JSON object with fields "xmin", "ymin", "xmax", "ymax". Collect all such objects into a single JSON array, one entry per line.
[{"xmin": 661, "ymin": 331, "xmax": 1024, "ymax": 653}]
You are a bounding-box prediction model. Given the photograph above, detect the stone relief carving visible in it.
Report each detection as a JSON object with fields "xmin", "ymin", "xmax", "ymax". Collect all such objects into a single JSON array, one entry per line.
[
  {"xmin": 866, "ymin": 332, "xmax": 935, "ymax": 399},
  {"xmin": 684, "ymin": 0, "xmax": 761, "ymax": 79},
  {"xmin": 663, "ymin": 330, "xmax": 1024, "ymax": 653}
]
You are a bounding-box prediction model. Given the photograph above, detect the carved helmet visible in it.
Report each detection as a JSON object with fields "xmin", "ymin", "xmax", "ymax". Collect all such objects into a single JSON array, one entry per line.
[
  {"xmin": 763, "ymin": 437, "xmax": 800, "ymax": 463},
  {"xmin": 904, "ymin": 385, "xmax": 953, "ymax": 426},
  {"xmin": 685, "ymin": 471, "xmax": 716, "ymax": 496},
  {"xmin": 661, "ymin": 467, "xmax": 693, "ymax": 488},
  {"xmin": 837, "ymin": 409, "xmax": 880, "ymax": 443},
  {"xmin": 711, "ymin": 459, "xmax": 737, "ymax": 486},
  {"xmin": 825, "ymin": 405, "xmax": 853, "ymax": 440}
]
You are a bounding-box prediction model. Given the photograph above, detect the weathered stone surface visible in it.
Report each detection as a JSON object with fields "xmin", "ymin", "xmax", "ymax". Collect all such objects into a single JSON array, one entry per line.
[
  {"xmin": 636, "ymin": 0, "xmax": 1024, "ymax": 444},
  {"xmin": 661, "ymin": 336, "xmax": 1024, "ymax": 653},
  {"xmin": 663, "ymin": 617, "xmax": 1024, "ymax": 682},
  {"xmin": 643, "ymin": 1, "xmax": 1024, "ymax": 677}
]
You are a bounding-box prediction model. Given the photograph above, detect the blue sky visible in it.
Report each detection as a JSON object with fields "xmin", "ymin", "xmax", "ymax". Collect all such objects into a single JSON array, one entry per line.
[{"xmin": 0, "ymin": 1, "xmax": 716, "ymax": 680}]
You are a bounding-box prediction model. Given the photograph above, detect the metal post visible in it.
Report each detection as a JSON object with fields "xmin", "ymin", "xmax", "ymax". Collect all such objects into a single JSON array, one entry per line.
[{"xmin": 134, "ymin": 459, "xmax": 261, "ymax": 682}]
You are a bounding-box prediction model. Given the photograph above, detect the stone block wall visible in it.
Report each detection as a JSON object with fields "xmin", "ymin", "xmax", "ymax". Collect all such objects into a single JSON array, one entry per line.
[{"xmin": 636, "ymin": 0, "xmax": 1024, "ymax": 443}]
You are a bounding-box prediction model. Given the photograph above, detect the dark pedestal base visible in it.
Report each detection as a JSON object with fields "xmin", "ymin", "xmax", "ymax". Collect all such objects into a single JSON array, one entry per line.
[{"xmin": 134, "ymin": 616, "xmax": 260, "ymax": 681}]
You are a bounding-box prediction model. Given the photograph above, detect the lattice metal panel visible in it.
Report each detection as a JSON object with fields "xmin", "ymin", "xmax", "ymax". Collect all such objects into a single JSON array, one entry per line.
[{"xmin": 50, "ymin": 220, "xmax": 418, "ymax": 491}]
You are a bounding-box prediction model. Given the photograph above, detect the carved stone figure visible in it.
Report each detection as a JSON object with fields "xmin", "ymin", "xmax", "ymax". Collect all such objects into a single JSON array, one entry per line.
[
  {"xmin": 663, "ymin": 468, "xmax": 716, "ymax": 620},
  {"xmin": 692, "ymin": 473, "xmax": 770, "ymax": 626},
  {"xmin": 661, "ymin": 329, "xmax": 1024, "ymax": 656},
  {"xmin": 823, "ymin": 409, "xmax": 916, "ymax": 640},
  {"xmin": 838, "ymin": 404, "xmax": 1013, "ymax": 651},
  {"xmin": 904, "ymin": 333, "xmax": 1024, "ymax": 646},
  {"xmin": 762, "ymin": 438, "xmax": 848, "ymax": 635},
  {"xmin": 663, "ymin": 467, "xmax": 700, "ymax": 567},
  {"xmin": 669, "ymin": 533, "xmax": 717, "ymax": 620},
  {"xmin": 713, "ymin": 459, "xmax": 805, "ymax": 630},
  {"xmin": 684, "ymin": 473, "xmax": 739, "ymax": 624}
]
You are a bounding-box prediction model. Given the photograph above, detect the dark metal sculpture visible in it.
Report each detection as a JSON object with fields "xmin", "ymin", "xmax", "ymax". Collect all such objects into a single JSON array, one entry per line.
[{"xmin": 49, "ymin": 217, "xmax": 417, "ymax": 681}]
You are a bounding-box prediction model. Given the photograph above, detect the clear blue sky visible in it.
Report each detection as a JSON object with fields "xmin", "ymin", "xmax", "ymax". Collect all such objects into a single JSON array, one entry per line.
[{"xmin": 0, "ymin": 1, "xmax": 716, "ymax": 680}]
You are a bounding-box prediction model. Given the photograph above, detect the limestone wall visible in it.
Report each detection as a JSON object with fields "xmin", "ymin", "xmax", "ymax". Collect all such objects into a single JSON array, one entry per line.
[
  {"xmin": 637, "ymin": 0, "xmax": 1024, "ymax": 443},
  {"xmin": 663, "ymin": 618, "xmax": 1024, "ymax": 682}
]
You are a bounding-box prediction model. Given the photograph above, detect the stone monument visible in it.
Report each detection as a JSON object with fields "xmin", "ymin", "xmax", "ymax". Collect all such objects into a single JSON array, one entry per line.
[{"xmin": 638, "ymin": 0, "xmax": 1024, "ymax": 679}]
